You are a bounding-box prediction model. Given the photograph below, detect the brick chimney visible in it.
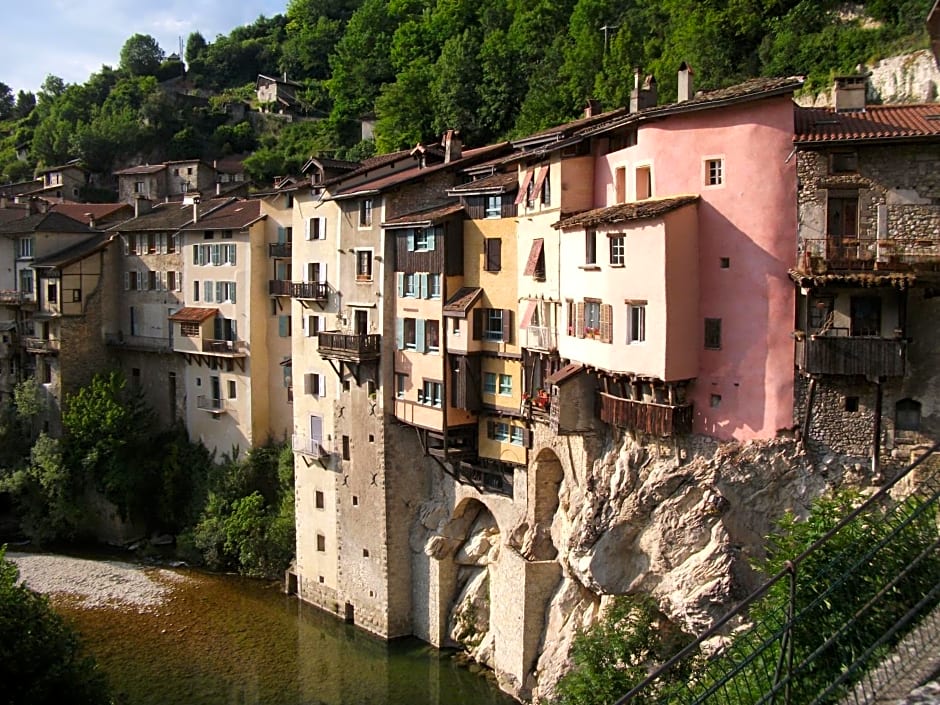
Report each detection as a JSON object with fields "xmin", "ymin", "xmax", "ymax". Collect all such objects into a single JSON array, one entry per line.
[
  {"xmin": 678, "ymin": 62, "xmax": 694, "ymax": 102},
  {"xmin": 583, "ymin": 99, "xmax": 602, "ymax": 118},
  {"xmin": 630, "ymin": 68, "xmax": 657, "ymax": 112},
  {"xmin": 443, "ymin": 129, "xmax": 462, "ymax": 163},
  {"xmin": 834, "ymin": 75, "xmax": 867, "ymax": 112}
]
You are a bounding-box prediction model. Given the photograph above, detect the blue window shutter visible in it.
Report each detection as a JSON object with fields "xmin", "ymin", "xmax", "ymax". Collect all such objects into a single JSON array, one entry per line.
[
  {"xmin": 396, "ymin": 318, "xmax": 404, "ymax": 349},
  {"xmin": 277, "ymin": 226, "xmax": 286, "ymax": 243},
  {"xmin": 406, "ymin": 230, "xmax": 415, "ymax": 251},
  {"xmin": 415, "ymin": 318, "xmax": 426, "ymax": 353},
  {"xmin": 397, "ymin": 272, "xmax": 405, "ymax": 297}
]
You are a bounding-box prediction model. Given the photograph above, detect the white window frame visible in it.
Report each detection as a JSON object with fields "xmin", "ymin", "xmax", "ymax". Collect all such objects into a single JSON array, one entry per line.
[
  {"xmin": 610, "ymin": 235, "xmax": 625, "ymax": 266},
  {"xmin": 704, "ymin": 157, "xmax": 724, "ymax": 187},
  {"xmin": 627, "ymin": 303, "xmax": 646, "ymax": 344}
]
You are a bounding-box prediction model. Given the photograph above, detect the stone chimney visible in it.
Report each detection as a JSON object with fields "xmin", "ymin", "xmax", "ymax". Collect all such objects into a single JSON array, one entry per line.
[
  {"xmin": 678, "ymin": 62, "xmax": 694, "ymax": 102},
  {"xmin": 443, "ymin": 129, "xmax": 462, "ymax": 163},
  {"xmin": 85, "ymin": 213, "xmax": 96, "ymax": 229},
  {"xmin": 134, "ymin": 196, "xmax": 152, "ymax": 218},
  {"xmin": 630, "ymin": 69, "xmax": 658, "ymax": 112},
  {"xmin": 583, "ymin": 99, "xmax": 602, "ymax": 118},
  {"xmin": 192, "ymin": 196, "xmax": 201, "ymax": 223},
  {"xmin": 834, "ymin": 75, "xmax": 867, "ymax": 112}
]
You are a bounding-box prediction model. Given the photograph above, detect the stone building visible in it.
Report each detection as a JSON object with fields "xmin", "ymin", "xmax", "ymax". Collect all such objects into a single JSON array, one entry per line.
[{"xmin": 791, "ymin": 77, "xmax": 940, "ymax": 466}]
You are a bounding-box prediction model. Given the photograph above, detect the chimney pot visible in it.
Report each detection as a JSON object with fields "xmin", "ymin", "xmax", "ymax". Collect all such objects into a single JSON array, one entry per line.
[{"xmin": 834, "ymin": 75, "xmax": 867, "ymax": 112}]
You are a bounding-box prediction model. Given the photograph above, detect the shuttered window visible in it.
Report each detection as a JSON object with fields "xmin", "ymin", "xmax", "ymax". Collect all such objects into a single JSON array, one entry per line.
[{"xmin": 484, "ymin": 238, "xmax": 501, "ymax": 272}]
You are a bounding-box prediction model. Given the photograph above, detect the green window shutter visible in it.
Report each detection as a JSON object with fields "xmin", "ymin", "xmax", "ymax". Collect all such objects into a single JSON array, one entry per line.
[
  {"xmin": 427, "ymin": 229, "xmax": 436, "ymax": 250},
  {"xmin": 277, "ymin": 226, "xmax": 286, "ymax": 243},
  {"xmin": 279, "ymin": 315, "xmax": 289, "ymax": 337},
  {"xmin": 415, "ymin": 319, "xmax": 426, "ymax": 353},
  {"xmin": 396, "ymin": 318, "xmax": 404, "ymax": 349},
  {"xmin": 397, "ymin": 272, "xmax": 405, "ymax": 297}
]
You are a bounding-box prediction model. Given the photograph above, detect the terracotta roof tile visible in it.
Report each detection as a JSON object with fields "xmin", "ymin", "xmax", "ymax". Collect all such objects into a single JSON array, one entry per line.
[
  {"xmin": 383, "ymin": 203, "xmax": 464, "ymax": 228},
  {"xmin": 32, "ymin": 234, "xmax": 112, "ymax": 268},
  {"xmin": 443, "ymin": 287, "xmax": 483, "ymax": 317},
  {"xmin": 114, "ymin": 164, "xmax": 167, "ymax": 176},
  {"xmin": 50, "ymin": 203, "xmax": 133, "ymax": 225},
  {"xmin": 169, "ymin": 307, "xmax": 218, "ymax": 322},
  {"xmin": 554, "ymin": 195, "xmax": 699, "ymax": 230},
  {"xmin": 178, "ymin": 199, "xmax": 263, "ymax": 231},
  {"xmin": 0, "ymin": 211, "xmax": 96, "ymax": 235},
  {"xmin": 795, "ymin": 104, "xmax": 940, "ymax": 143},
  {"xmin": 448, "ymin": 171, "xmax": 518, "ymax": 195},
  {"xmin": 111, "ymin": 198, "xmax": 234, "ymax": 233},
  {"xmin": 546, "ymin": 362, "xmax": 583, "ymax": 385}
]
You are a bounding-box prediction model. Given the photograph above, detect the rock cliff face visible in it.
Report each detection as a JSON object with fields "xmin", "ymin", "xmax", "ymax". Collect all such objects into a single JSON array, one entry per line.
[
  {"xmin": 799, "ymin": 50, "xmax": 940, "ymax": 106},
  {"xmin": 437, "ymin": 430, "xmax": 885, "ymax": 702}
]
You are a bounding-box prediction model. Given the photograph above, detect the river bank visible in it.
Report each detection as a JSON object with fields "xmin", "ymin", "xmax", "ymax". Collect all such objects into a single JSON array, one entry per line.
[{"xmin": 7, "ymin": 551, "xmax": 516, "ymax": 705}]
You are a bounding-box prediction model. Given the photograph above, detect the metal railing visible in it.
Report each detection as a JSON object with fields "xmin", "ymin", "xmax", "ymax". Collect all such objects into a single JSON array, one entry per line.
[
  {"xmin": 23, "ymin": 336, "xmax": 59, "ymax": 353},
  {"xmin": 616, "ymin": 442, "xmax": 940, "ymax": 705},
  {"xmin": 292, "ymin": 434, "xmax": 328, "ymax": 458},
  {"xmin": 202, "ymin": 338, "xmax": 245, "ymax": 354},
  {"xmin": 196, "ymin": 395, "xmax": 227, "ymax": 412},
  {"xmin": 800, "ymin": 237, "xmax": 940, "ymax": 272},
  {"xmin": 268, "ymin": 242, "xmax": 292, "ymax": 258}
]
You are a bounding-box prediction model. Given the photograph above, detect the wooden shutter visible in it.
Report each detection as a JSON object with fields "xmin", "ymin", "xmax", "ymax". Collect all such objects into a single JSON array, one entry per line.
[
  {"xmin": 521, "ymin": 426, "xmax": 532, "ymax": 449},
  {"xmin": 279, "ymin": 315, "xmax": 290, "ymax": 337},
  {"xmin": 427, "ymin": 228, "xmax": 436, "ymax": 250},
  {"xmin": 304, "ymin": 373, "xmax": 314, "ymax": 395},
  {"xmin": 523, "ymin": 238, "xmax": 545, "ymax": 276},
  {"xmin": 419, "ymin": 273, "xmax": 428, "ymax": 299},
  {"xmin": 472, "ymin": 309, "xmax": 483, "ymax": 340},
  {"xmin": 576, "ymin": 302, "xmax": 585, "ymax": 338},
  {"xmin": 192, "ymin": 244, "xmax": 198, "ymax": 265},
  {"xmin": 502, "ymin": 309, "xmax": 513, "ymax": 344},
  {"xmin": 484, "ymin": 238, "xmax": 501, "ymax": 271},
  {"xmin": 396, "ymin": 318, "xmax": 404, "ymax": 349},
  {"xmin": 397, "ymin": 272, "xmax": 405, "ymax": 297},
  {"xmin": 600, "ymin": 304, "xmax": 612, "ymax": 343},
  {"xmin": 318, "ymin": 373, "xmax": 327, "ymax": 397},
  {"xmin": 514, "ymin": 170, "xmax": 534, "ymax": 205},
  {"xmin": 415, "ymin": 319, "xmax": 426, "ymax": 353}
]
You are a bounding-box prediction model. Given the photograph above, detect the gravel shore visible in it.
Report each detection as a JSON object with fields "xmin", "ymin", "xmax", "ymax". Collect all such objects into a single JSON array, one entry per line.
[{"xmin": 8, "ymin": 552, "xmax": 191, "ymax": 612}]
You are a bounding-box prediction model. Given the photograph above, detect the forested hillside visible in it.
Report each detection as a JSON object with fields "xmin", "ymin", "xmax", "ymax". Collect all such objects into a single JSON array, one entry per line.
[{"xmin": 0, "ymin": 0, "xmax": 932, "ymax": 188}]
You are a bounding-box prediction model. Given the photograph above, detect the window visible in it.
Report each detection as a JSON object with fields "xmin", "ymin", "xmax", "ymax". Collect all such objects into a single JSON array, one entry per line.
[
  {"xmin": 484, "ymin": 373, "xmax": 497, "ymax": 395},
  {"xmin": 166, "ymin": 271, "xmax": 178, "ymax": 291},
  {"xmin": 304, "ymin": 373, "xmax": 326, "ymax": 396},
  {"xmin": 420, "ymin": 380, "xmax": 442, "ymax": 407},
  {"xmin": 615, "ymin": 167, "xmax": 627, "ymax": 203},
  {"xmin": 307, "ymin": 314, "xmax": 322, "ymax": 337},
  {"xmin": 498, "ymin": 373, "xmax": 512, "ymax": 396},
  {"xmin": 216, "ymin": 281, "xmax": 236, "ymax": 303},
  {"xmin": 403, "ymin": 318, "xmax": 416, "ymax": 349},
  {"xmin": 19, "ymin": 269, "xmax": 33, "ymax": 296},
  {"xmin": 414, "ymin": 229, "xmax": 432, "ymax": 250},
  {"xmin": 831, "ymin": 151, "xmax": 858, "ymax": 174},
  {"xmin": 584, "ymin": 301, "xmax": 601, "ymax": 338},
  {"xmin": 484, "ymin": 238, "xmax": 502, "ymax": 272},
  {"xmin": 279, "ymin": 315, "xmax": 291, "ymax": 337},
  {"xmin": 403, "ymin": 273, "xmax": 417, "ymax": 297},
  {"xmin": 719, "ymin": 257, "xmax": 730, "ymax": 269},
  {"xmin": 342, "ymin": 436, "xmax": 350, "ymax": 461},
  {"xmin": 845, "ymin": 396, "xmax": 859, "ymax": 412},
  {"xmin": 356, "ymin": 250, "xmax": 373, "ymax": 281},
  {"xmin": 359, "ymin": 198, "xmax": 373, "ymax": 227},
  {"xmin": 71, "ymin": 289, "xmax": 82, "ymax": 302},
  {"xmin": 396, "ymin": 373, "xmax": 407, "ymax": 399},
  {"xmin": 627, "ymin": 304, "xmax": 646, "ymax": 343},
  {"xmin": 850, "ymin": 296, "xmax": 880, "ymax": 336},
  {"xmin": 428, "ymin": 273, "xmax": 441, "ymax": 299},
  {"xmin": 485, "ymin": 195, "xmax": 502, "ymax": 218},
  {"xmin": 228, "ymin": 380, "xmax": 236, "ymax": 399},
  {"xmin": 307, "ymin": 217, "xmax": 326, "ymax": 240},
  {"xmin": 828, "ymin": 194, "xmax": 859, "ymax": 239},
  {"xmin": 46, "ymin": 282, "xmax": 57, "ymax": 304},
  {"xmin": 636, "ymin": 165, "xmax": 652, "ymax": 199},
  {"xmin": 180, "ymin": 322, "xmax": 199, "ymax": 337},
  {"xmin": 710, "ymin": 394, "xmax": 722, "ymax": 408},
  {"xmin": 316, "ymin": 534, "xmax": 326, "ymax": 552},
  {"xmin": 609, "ymin": 235, "xmax": 625, "ymax": 266},
  {"xmin": 490, "ymin": 422, "xmax": 510, "ymax": 442},
  {"xmin": 896, "ymin": 398, "xmax": 921, "ymax": 432},
  {"xmin": 510, "ymin": 425, "xmax": 524, "ymax": 446},
  {"xmin": 809, "ymin": 296, "xmax": 834, "ymax": 333},
  {"xmin": 704, "ymin": 318, "xmax": 722, "ymax": 349},
  {"xmin": 705, "ymin": 158, "xmax": 724, "ymax": 186},
  {"xmin": 193, "ymin": 280, "xmax": 200, "ymax": 302},
  {"xmin": 540, "ymin": 170, "xmax": 551, "ymax": 205},
  {"xmin": 148, "ymin": 271, "xmax": 158, "ymax": 291},
  {"xmin": 426, "ymin": 320, "xmax": 440, "ymax": 351},
  {"xmin": 315, "ymin": 491, "xmax": 324, "ymax": 509},
  {"xmin": 134, "ymin": 181, "xmax": 144, "ymax": 194},
  {"xmin": 17, "ymin": 237, "xmax": 33, "ymax": 259},
  {"xmin": 485, "ymin": 309, "xmax": 503, "ymax": 341},
  {"xmin": 585, "ymin": 231, "xmax": 597, "ymax": 265}
]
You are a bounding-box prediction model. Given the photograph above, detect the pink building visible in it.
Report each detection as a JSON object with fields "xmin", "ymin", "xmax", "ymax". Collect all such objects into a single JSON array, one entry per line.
[{"xmin": 554, "ymin": 75, "xmax": 802, "ymax": 441}]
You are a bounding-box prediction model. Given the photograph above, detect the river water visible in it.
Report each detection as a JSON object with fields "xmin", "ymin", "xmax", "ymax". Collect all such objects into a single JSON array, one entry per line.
[{"xmin": 12, "ymin": 553, "xmax": 516, "ymax": 705}]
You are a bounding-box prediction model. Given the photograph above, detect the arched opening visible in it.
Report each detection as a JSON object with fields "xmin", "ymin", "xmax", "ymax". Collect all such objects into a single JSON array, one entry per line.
[
  {"xmin": 440, "ymin": 499, "xmax": 500, "ymax": 666},
  {"xmin": 896, "ymin": 398, "xmax": 922, "ymax": 433}
]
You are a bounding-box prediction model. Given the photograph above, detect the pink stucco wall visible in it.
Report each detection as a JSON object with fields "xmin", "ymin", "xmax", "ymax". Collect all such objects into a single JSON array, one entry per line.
[{"xmin": 596, "ymin": 95, "xmax": 797, "ymax": 441}]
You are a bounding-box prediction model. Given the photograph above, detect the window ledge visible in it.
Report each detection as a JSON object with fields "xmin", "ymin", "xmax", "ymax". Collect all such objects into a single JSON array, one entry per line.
[
  {"xmin": 609, "ymin": 264, "xmax": 625, "ymax": 269},
  {"xmin": 579, "ymin": 265, "xmax": 601, "ymax": 271}
]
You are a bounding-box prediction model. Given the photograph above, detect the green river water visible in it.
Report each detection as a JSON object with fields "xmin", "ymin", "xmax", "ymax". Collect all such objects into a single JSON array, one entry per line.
[{"xmin": 53, "ymin": 564, "xmax": 517, "ymax": 705}]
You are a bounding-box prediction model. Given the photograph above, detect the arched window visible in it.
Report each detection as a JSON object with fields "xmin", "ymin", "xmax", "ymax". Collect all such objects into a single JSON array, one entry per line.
[{"xmin": 896, "ymin": 399, "xmax": 921, "ymax": 432}]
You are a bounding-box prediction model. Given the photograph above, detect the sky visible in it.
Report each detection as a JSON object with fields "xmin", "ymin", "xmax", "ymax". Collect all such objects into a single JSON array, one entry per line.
[{"xmin": 0, "ymin": 1, "xmax": 287, "ymax": 95}]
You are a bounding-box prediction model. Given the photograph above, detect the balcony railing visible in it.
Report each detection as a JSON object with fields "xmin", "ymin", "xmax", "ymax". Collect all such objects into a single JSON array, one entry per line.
[
  {"xmin": 317, "ymin": 331, "xmax": 381, "ymax": 361},
  {"xmin": 801, "ymin": 237, "xmax": 940, "ymax": 273},
  {"xmin": 598, "ymin": 392, "xmax": 693, "ymax": 437},
  {"xmin": 795, "ymin": 334, "xmax": 906, "ymax": 377},
  {"xmin": 202, "ymin": 338, "xmax": 246, "ymax": 355},
  {"xmin": 268, "ymin": 280, "xmax": 329, "ymax": 302},
  {"xmin": 0, "ymin": 290, "xmax": 24, "ymax": 305},
  {"xmin": 23, "ymin": 337, "xmax": 59, "ymax": 354},
  {"xmin": 292, "ymin": 434, "xmax": 328, "ymax": 458},
  {"xmin": 196, "ymin": 395, "xmax": 228, "ymax": 413},
  {"xmin": 268, "ymin": 242, "xmax": 292, "ymax": 258},
  {"xmin": 269, "ymin": 279, "xmax": 293, "ymax": 296},
  {"xmin": 525, "ymin": 325, "xmax": 557, "ymax": 351}
]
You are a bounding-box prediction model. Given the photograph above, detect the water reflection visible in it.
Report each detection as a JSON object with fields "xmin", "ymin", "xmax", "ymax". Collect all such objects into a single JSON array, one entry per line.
[{"xmin": 57, "ymin": 568, "xmax": 514, "ymax": 705}]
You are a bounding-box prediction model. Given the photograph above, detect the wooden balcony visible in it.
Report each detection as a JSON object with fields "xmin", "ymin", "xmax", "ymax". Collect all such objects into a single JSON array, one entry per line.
[
  {"xmin": 598, "ymin": 392, "xmax": 693, "ymax": 437},
  {"xmin": 202, "ymin": 338, "xmax": 246, "ymax": 355},
  {"xmin": 268, "ymin": 242, "xmax": 292, "ymax": 258},
  {"xmin": 801, "ymin": 237, "xmax": 940, "ymax": 273},
  {"xmin": 795, "ymin": 335, "xmax": 906, "ymax": 377},
  {"xmin": 0, "ymin": 290, "xmax": 25, "ymax": 305},
  {"xmin": 269, "ymin": 279, "xmax": 293, "ymax": 296},
  {"xmin": 292, "ymin": 281, "xmax": 329, "ymax": 301},
  {"xmin": 317, "ymin": 331, "xmax": 381, "ymax": 362}
]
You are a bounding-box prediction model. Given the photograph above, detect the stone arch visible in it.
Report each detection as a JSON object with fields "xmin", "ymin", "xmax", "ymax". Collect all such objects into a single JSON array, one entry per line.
[{"xmin": 523, "ymin": 447, "xmax": 564, "ymax": 560}]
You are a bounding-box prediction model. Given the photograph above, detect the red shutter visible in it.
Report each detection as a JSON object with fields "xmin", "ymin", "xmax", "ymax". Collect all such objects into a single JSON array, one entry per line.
[
  {"xmin": 523, "ymin": 238, "xmax": 545, "ymax": 277},
  {"xmin": 530, "ymin": 166, "xmax": 548, "ymax": 201},
  {"xmin": 514, "ymin": 170, "xmax": 534, "ymax": 205}
]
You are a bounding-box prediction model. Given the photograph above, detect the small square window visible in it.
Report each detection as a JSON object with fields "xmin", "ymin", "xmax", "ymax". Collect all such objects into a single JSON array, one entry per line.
[
  {"xmin": 352, "ymin": 495, "xmax": 359, "ymax": 506},
  {"xmin": 710, "ymin": 394, "xmax": 722, "ymax": 408},
  {"xmin": 704, "ymin": 318, "xmax": 722, "ymax": 350},
  {"xmin": 831, "ymin": 152, "xmax": 858, "ymax": 174},
  {"xmin": 705, "ymin": 158, "xmax": 724, "ymax": 186},
  {"xmin": 369, "ymin": 434, "xmax": 375, "ymax": 443},
  {"xmin": 362, "ymin": 548, "xmax": 370, "ymax": 558},
  {"xmin": 845, "ymin": 396, "xmax": 859, "ymax": 412},
  {"xmin": 609, "ymin": 235, "xmax": 625, "ymax": 266},
  {"xmin": 498, "ymin": 373, "xmax": 512, "ymax": 396},
  {"xmin": 485, "ymin": 195, "xmax": 501, "ymax": 219},
  {"xmin": 720, "ymin": 257, "xmax": 730, "ymax": 269}
]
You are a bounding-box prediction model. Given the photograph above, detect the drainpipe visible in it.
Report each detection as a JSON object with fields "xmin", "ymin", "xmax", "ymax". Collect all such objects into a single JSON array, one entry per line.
[
  {"xmin": 872, "ymin": 378, "xmax": 883, "ymax": 476},
  {"xmin": 801, "ymin": 376, "xmax": 817, "ymax": 445}
]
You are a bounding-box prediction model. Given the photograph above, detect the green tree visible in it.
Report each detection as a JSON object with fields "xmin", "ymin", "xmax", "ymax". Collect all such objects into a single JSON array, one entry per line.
[
  {"xmin": 184, "ymin": 31, "xmax": 208, "ymax": 65},
  {"xmin": 14, "ymin": 90, "xmax": 36, "ymax": 118},
  {"xmin": 0, "ymin": 82, "xmax": 14, "ymax": 120},
  {"xmin": 0, "ymin": 548, "xmax": 112, "ymax": 705},
  {"xmin": 119, "ymin": 34, "xmax": 165, "ymax": 76}
]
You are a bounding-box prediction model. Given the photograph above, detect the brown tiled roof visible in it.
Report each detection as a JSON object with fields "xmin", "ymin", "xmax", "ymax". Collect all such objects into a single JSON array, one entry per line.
[
  {"xmin": 515, "ymin": 108, "xmax": 628, "ymax": 145},
  {"xmin": 33, "ymin": 234, "xmax": 112, "ymax": 269},
  {"xmin": 443, "ymin": 287, "xmax": 483, "ymax": 317},
  {"xmin": 787, "ymin": 269, "xmax": 923, "ymax": 289},
  {"xmin": 178, "ymin": 199, "xmax": 263, "ymax": 231},
  {"xmin": 109, "ymin": 198, "xmax": 234, "ymax": 233},
  {"xmin": 383, "ymin": 203, "xmax": 464, "ymax": 228},
  {"xmin": 114, "ymin": 164, "xmax": 167, "ymax": 176},
  {"xmin": 554, "ymin": 195, "xmax": 699, "ymax": 230},
  {"xmin": 794, "ymin": 104, "xmax": 940, "ymax": 144},
  {"xmin": 0, "ymin": 207, "xmax": 29, "ymax": 226},
  {"xmin": 671, "ymin": 76, "xmax": 803, "ymax": 110},
  {"xmin": 0, "ymin": 178, "xmax": 43, "ymax": 196},
  {"xmin": 51, "ymin": 203, "xmax": 133, "ymax": 225},
  {"xmin": 169, "ymin": 307, "xmax": 218, "ymax": 322},
  {"xmin": 545, "ymin": 362, "xmax": 583, "ymax": 385},
  {"xmin": 447, "ymin": 171, "xmax": 518, "ymax": 195},
  {"xmin": 0, "ymin": 211, "xmax": 96, "ymax": 235}
]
